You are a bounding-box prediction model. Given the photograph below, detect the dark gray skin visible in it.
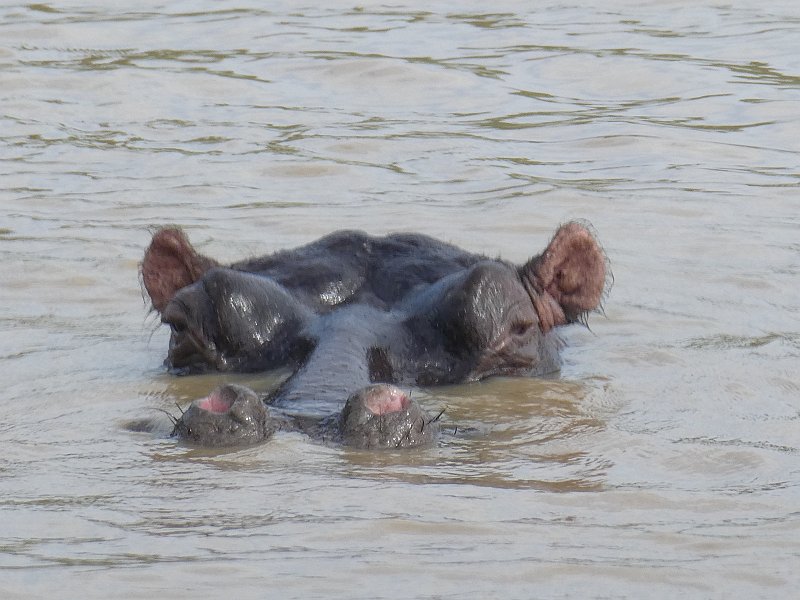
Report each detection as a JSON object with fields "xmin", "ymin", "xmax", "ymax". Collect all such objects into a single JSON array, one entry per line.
[
  {"xmin": 334, "ymin": 384, "xmax": 437, "ymax": 449},
  {"xmin": 174, "ymin": 383, "xmax": 436, "ymax": 449},
  {"xmin": 172, "ymin": 384, "xmax": 273, "ymax": 447},
  {"xmin": 141, "ymin": 222, "xmax": 608, "ymax": 448}
]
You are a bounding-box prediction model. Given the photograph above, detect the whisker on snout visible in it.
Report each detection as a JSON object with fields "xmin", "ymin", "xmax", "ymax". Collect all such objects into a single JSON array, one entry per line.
[
  {"xmin": 150, "ymin": 407, "xmax": 178, "ymax": 425},
  {"xmin": 430, "ymin": 407, "xmax": 446, "ymax": 424}
]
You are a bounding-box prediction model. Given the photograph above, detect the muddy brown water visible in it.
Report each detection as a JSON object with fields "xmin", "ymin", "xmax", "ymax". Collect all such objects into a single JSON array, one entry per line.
[{"xmin": 1, "ymin": 2, "xmax": 798, "ymax": 598}]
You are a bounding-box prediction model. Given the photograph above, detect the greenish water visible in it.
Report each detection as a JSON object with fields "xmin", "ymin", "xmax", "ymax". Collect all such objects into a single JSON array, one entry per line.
[{"xmin": 1, "ymin": 2, "xmax": 798, "ymax": 598}]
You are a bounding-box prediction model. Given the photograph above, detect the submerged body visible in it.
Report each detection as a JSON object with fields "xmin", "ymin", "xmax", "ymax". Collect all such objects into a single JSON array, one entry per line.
[{"xmin": 141, "ymin": 223, "xmax": 608, "ymax": 447}]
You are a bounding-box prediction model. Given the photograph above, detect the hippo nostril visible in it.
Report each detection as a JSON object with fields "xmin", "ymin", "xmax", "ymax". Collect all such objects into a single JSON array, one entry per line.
[
  {"xmin": 195, "ymin": 388, "xmax": 236, "ymax": 414},
  {"xmin": 363, "ymin": 386, "xmax": 411, "ymax": 415}
]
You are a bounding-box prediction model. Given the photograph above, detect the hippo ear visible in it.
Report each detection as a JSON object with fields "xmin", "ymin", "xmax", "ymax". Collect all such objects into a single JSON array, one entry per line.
[
  {"xmin": 523, "ymin": 222, "xmax": 608, "ymax": 325},
  {"xmin": 140, "ymin": 227, "xmax": 219, "ymax": 313}
]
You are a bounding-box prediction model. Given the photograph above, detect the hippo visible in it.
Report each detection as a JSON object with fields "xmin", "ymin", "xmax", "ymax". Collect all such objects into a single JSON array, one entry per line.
[{"xmin": 140, "ymin": 222, "xmax": 608, "ymax": 448}]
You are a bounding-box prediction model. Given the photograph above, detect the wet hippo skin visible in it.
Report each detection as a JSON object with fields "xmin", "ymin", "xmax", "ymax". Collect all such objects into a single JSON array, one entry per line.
[{"xmin": 141, "ymin": 222, "xmax": 608, "ymax": 448}]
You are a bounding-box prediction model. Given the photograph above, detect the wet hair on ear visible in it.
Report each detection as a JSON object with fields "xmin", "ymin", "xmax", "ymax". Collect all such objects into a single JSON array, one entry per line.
[
  {"xmin": 520, "ymin": 221, "xmax": 610, "ymax": 331},
  {"xmin": 140, "ymin": 227, "xmax": 219, "ymax": 312}
]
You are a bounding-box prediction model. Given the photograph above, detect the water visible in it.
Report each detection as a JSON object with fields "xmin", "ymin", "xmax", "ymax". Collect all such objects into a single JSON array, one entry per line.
[{"xmin": 1, "ymin": 1, "xmax": 799, "ymax": 598}]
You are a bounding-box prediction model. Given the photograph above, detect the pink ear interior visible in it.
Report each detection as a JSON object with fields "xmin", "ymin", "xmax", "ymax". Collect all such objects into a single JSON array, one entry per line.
[{"xmin": 141, "ymin": 227, "xmax": 217, "ymax": 313}]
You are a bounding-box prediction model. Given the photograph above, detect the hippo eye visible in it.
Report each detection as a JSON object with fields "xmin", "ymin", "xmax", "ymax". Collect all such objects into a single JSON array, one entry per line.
[
  {"xmin": 511, "ymin": 321, "xmax": 533, "ymax": 336},
  {"xmin": 162, "ymin": 300, "xmax": 190, "ymax": 335}
]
